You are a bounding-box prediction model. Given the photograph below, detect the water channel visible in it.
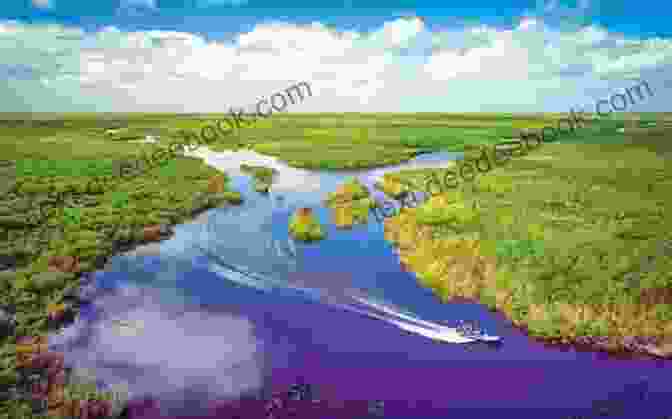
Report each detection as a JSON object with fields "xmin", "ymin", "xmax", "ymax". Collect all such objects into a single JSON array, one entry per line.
[{"xmin": 47, "ymin": 149, "xmax": 670, "ymax": 419}]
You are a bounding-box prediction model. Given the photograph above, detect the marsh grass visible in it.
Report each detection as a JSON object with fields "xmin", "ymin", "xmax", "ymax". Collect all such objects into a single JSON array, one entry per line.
[
  {"xmin": 386, "ymin": 125, "xmax": 672, "ymax": 342},
  {"xmin": 1, "ymin": 112, "xmax": 668, "ymax": 416},
  {"xmin": 6, "ymin": 113, "xmax": 626, "ymax": 172},
  {"xmin": 1, "ymin": 116, "xmax": 247, "ymax": 417},
  {"xmin": 288, "ymin": 209, "xmax": 326, "ymax": 242},
  {"xmin": 240, "ymin": 164, "xmax": 278, "ymax": 192},
  {"xmin": 202, "ymin": 113, "xmax": 566, "ymax": 168}
]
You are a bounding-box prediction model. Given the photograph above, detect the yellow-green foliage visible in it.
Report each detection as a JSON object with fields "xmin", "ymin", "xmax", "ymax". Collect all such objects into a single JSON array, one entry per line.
[
  {"xmin": 415, "ymin": 192, "xmax": 480, "ymax": 227},
  {"xmin": 325, "ymin": 178, "xmax": 370, "ymax": 205},
  {"xmin": 2, "ymin": 149, "xmax": 244, "ymax": 417},
  {"xmin": 474, "ymin": 175, "xmax": 516, "ymax": 195},
  {"xmin": 289, "ymin": 210, "xmax": 326, "ymax": 242},
  {"xmin": 330, "ymin": 197, "xmax": 374, "ymax": 229},
  {"xmin": 240, "ymin": 164, "xmax": 278, "ymax": 193},
  {"xmin": 375, "ymin": 174, "xmax": 415, "ymax": 198},
  {"xmin": 350, "ymin": 198, "xmax": 374, "ymax": 221},
  {"xmin": 239, "ymin": 164, "xmax": 278, "ymax": 183},
  {"xmin": 219, "ymin": 191, "xmax": 243, "ymax": 204},
  {"xmin": 2, "ymin": 156, "xmax": 238, "ymax": 332},
  {"xmin": 64, "ymin": 381, "xmax": 120, "ymax": 403},
  {"xmin": 325, "ymin": 178, "xmax": 375, "ymax": 228},
  {"xmin": 385, "ymin": 124, "xmax": 672, "ymax": 342}
]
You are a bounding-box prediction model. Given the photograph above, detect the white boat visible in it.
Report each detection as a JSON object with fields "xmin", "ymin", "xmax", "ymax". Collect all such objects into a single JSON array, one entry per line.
[
  {"xmin": 352, "ymin": 296, "xmax": 502, "ymax": 344},
  {"xmin": 392, "ymin": 320, "xmax": 477, "ymax": 344},
  {"xmin": 471, "ymin": 334, "xmax": 502, "ymax": 343},
  {"xmin": 455, "ymin": 320, "xmax": 502, "ymax": 343}
]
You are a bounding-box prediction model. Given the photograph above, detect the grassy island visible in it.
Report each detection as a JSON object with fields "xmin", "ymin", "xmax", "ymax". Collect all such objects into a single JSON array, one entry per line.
[
  {"xmin": 324, "ymin": 178, "xmax": 376, "ymax": 229},
  {"xmin": 289, "ymin": 207, "xmax": 326, "ymax": 242},
  {"xmin": 239, "ymin": 164, "xmax": 278, "ymax": 193}
]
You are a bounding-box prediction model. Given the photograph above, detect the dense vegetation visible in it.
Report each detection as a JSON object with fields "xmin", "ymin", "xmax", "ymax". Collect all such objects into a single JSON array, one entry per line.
[
  {"xmin": 1, "ymin": 112, "xmax": 669, "ymax": 418},
  {"xmin": 381, "ymin": 117, "xmax": 672, "ymax": 349},
  {"xmin": 239, "ymin": 164, "xmax": 278, "ymax": 193},
  {"xmin": 0, "ymin": 115, "xmax": 245, "ymax": 418}
]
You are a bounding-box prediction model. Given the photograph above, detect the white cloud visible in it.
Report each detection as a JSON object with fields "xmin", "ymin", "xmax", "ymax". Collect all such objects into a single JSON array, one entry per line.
[
  {"xmin": 32, "ymin": 0, "xmax": 53, "ymax": 9},
  {"xmin": 0, "ymin": 16, "xmax": 671, "ymax": 112}
]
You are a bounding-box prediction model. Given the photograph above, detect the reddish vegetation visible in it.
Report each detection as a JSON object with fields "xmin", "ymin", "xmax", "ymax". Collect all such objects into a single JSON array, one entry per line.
[
  {"xmin": 208, "ymin": 175, "xmax": 226, "ymax": 193},
  {"xmin": 15, "ymin": 335, "xmax": 49, "ymax": 368},
  {"xmin": 15, "ymin": 336, "xmax": 112, "ymax": 418},
  {"xmin": 297, "ymin": 207, "xmax": 313, "ymax": 216},
  {"xmin": 53, "ymin": 399, "xmax": 113, "ymax": 419},
  {"xmin": 47, "ymin": 255, "xmax": 80, "ymax": 273},
  {"xmin": 638, "ymin": 287, "xmax": 672, "ymax": 306},
  {"xmin": 47, "ymin": 304, "xmax": 69, "ymax": 323},
  {"xmin": 142, "ymin": 225, "xmax": 162, "ymax": 242}
]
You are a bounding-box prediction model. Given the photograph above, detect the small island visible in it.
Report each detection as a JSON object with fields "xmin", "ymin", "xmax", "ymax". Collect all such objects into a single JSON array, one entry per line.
[
  {"xmin": 288, "ymin": 207, "xmax": 326, "ymax": 242},
  {"xmin": 240, "ymin": 164, "xmax": 278, "ymax": 193},
  {"xmin": 324, "ymin": 178, "xmax": 375, "ymax": 229}
]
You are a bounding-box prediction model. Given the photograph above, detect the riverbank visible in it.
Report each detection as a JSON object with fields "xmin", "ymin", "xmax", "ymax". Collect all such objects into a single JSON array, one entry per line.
[
  {"xmin": 0, "ymin": 112, "xmax": 469, "ymax": 418},
  {"xmin": 1, "ymin": 112, "xmax": 668, "ymax": 417},
  {"xmin": 0, "ymin": 153, "xmax": 243, "ymax": 417},
  {"xmin": 381, "ymin": 131, "xmax": 672, "ymax": 359}
]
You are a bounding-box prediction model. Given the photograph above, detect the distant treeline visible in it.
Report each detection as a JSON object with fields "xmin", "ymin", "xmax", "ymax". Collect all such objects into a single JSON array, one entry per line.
[
  {"xmin": 0, "ymin": 119, "xmax": 173, "ymax": 130},
  {"xmin": 0, "ymin": 120, "xmax": 71, "ymax": 128}
]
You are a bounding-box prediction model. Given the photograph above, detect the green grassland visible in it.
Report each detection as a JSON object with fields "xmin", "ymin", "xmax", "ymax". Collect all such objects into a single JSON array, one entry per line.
[
  {"xmin": 0, "ymin": 111, "xmax": 653, "ymax": 167},
  {"xmin": 381, "ymin": 117, "xmax": 672, "ymax": 346},
  {"xmin": 0, "ymin": 114, "xmax": 249, "ymax": 416},
  {"xmin": 0, "ymin": 111, "xmax": 670, "ymax": 416}
]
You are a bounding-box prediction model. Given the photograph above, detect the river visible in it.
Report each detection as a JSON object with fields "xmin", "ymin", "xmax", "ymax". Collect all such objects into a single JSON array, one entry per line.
[{"xmin": 46, "ymin": 149, "xmax": 670, "ymax": 419}]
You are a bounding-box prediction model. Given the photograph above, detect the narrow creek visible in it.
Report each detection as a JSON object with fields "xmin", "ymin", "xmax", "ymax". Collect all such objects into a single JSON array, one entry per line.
[{"xmin": 47, "ymin": 149, "xmax": 670, "ymax": 419}]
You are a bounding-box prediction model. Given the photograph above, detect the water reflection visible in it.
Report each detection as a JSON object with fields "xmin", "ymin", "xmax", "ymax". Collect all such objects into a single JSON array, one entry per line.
[{"xmin": 47, "ymin": 149, "xmax": 671, "ymax": 418}]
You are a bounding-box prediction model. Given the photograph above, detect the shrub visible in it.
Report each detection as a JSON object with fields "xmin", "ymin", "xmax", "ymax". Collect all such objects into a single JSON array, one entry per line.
[{"xmin": 415, "ymin": 197, "xmax": 479, "ymax": 226}]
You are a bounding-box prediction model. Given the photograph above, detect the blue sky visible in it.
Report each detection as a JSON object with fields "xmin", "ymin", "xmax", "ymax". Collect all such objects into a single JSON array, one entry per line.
[{"xmin": 1, "ymin": 0, "xmax": 670, "ymax": 112}]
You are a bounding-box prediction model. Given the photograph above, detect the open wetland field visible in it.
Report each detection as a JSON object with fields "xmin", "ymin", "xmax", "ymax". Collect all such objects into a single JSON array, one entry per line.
[{"xmin": 1, "ymin": 112, "xmax": 671, "ymax": 419}]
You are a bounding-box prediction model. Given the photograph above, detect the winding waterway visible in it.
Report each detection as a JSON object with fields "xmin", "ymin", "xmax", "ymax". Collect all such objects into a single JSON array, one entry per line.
[{"xmin": 47, "ymin": 149, "xmax": 670, "ymax": 419}]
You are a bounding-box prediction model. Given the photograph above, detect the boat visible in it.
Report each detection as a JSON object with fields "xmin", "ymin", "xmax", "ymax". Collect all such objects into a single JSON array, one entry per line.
[
  {"xmin": 352, "ymin": 296, "xmax": 500, "ymax": 345},
  {"xmin": 455, "ymin": 320, "xmax": 502, "ymax": 343}
]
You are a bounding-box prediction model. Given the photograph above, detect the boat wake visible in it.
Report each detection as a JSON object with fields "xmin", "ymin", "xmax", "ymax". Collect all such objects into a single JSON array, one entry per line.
[{"xmin": 200, "ymin": 246, "xmax": 477, "ymax": 345}]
